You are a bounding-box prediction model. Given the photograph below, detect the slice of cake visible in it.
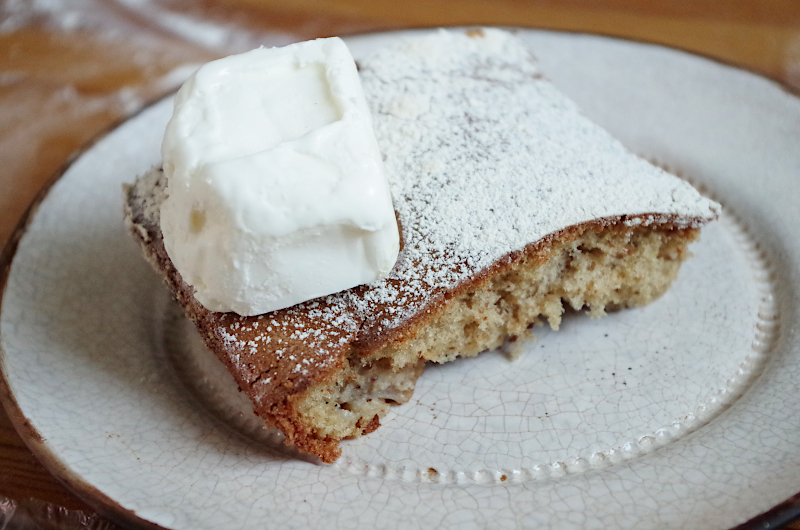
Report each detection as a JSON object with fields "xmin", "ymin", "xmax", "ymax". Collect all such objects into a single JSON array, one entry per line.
[{"xmin": 124, "ymin": 29, "xmax": 719, "ymax": 463}]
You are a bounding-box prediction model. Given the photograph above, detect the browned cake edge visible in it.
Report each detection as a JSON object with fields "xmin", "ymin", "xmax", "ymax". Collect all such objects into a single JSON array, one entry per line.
[
  {"xmin": 124, "ymin": 171, "xmax": 351, "ymax": 461},
  {"xmin": 355, "ymin": 218, "xmax": 700, "ymax": 368}
]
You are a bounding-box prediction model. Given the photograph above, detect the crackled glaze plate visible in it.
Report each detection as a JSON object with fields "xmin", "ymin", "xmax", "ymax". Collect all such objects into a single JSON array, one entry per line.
[{"xmin": 2, "ymin": 30, "xmax": 800, "ymax": 530}]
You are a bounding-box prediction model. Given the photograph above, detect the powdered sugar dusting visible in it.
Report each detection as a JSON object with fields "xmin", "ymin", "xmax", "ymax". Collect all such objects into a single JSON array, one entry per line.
[
  {"xmin": 131, "ymin": 29, "xmax": 718, "ymax": 396},
  {"xmin": 343, "ymin": 29, "xmax": 718, "ymax": 336}
]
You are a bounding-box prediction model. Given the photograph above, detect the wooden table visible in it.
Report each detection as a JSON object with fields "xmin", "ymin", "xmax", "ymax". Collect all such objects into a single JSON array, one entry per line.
[{"xmin": 1, "ymin": 1, "xmax": 799, "ymax": 528}]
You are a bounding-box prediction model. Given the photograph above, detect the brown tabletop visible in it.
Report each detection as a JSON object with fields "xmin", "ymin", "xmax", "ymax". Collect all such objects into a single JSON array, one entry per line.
[{"xmin": 1, "ymin": 1, "xmax": 799, "ymax": 528}]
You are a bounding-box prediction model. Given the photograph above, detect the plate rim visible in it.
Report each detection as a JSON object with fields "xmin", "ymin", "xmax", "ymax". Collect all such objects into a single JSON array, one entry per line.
[
  {"xmin": 0, "ymin": 96, "xmax": 173, "ymax": 530},
  {"xmin": 1, "ymin": 26, "xmax": 799, "ymax": 530}
]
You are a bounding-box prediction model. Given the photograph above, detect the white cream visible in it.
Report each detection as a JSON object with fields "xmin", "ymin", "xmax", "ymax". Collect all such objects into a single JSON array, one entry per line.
[{"xmin": 160, "ymin": 38, "xmax": 400, "ymax": 316}]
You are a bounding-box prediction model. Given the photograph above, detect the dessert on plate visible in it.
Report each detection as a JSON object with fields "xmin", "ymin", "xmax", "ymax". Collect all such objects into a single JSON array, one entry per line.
[{"xmin": 124, "ymin": 28, "xmax": 719, "ymax": 462}]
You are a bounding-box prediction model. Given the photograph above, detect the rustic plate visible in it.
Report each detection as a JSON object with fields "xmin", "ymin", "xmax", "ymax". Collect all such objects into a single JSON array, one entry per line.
[{"xmin": 2, "ymin": 29, "xmax": 799, "ymax": 530}]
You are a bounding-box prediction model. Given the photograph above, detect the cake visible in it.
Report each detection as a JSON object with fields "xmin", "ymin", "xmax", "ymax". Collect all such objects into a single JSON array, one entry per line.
[{"xmin": 124, "ymin": 29, "xmax": 720, "ymax": 463}]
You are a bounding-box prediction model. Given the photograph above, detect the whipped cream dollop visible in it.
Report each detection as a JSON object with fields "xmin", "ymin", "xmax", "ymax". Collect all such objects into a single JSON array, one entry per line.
[{"xmin": 160, "ymin": 38, "xmax": 400, "ymax": 316}]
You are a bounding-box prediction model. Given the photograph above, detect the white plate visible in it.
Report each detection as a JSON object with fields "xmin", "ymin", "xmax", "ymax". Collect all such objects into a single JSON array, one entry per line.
[{"xmin": 2, "ymin": 29, "xmax": 800, "ymax": 530}]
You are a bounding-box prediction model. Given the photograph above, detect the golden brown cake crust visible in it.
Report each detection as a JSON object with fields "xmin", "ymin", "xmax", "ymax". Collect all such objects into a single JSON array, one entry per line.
[{"xmin": 349, "ymin": 214, "xmax": 699, "ymax": 355}]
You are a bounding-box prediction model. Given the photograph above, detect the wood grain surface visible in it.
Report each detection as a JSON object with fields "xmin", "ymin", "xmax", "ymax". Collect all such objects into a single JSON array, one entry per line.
[{"xmin": 1, "ymin": 1, "xmax": 799, "ymax": 528}]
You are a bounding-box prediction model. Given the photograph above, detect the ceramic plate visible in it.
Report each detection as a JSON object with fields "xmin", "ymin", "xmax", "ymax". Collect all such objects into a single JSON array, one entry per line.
[{"xmin": 2, "ymin": 29, "xmax": 799, "ymax": 530}]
